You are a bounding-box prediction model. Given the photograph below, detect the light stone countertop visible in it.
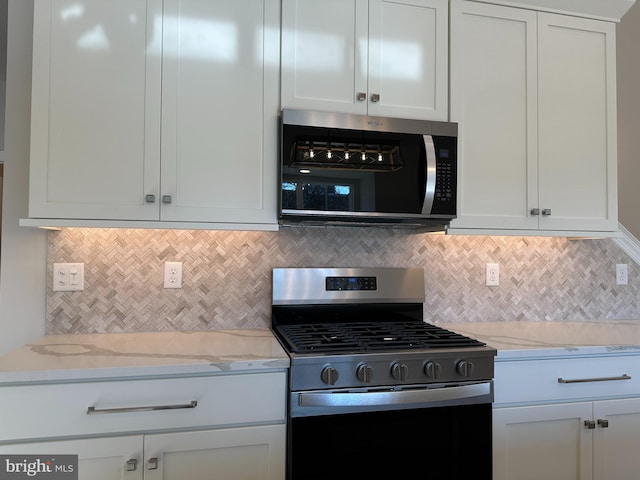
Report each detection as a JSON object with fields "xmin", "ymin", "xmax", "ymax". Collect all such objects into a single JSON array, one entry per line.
[
  {"xmin": 444, "ymin": 320, "xmax": 640, "ymax": 360},
  {"xmin": 0, "ymin": 329, "xmax": 290, "ymax": 385}
]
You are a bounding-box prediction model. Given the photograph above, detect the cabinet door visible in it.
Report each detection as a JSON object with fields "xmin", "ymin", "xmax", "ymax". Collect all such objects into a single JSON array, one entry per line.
[
  {"xmin": 280, "ymin": 0, "xmax": 368, "ymax": 114},
  {"xmin": 367, "ymin": 0, "xmax": 448, "ymax": 121},
  {"xmin": 144, "ymin": 425, "xmax": 285, "ymax": 480},
  {"xmin": 493, "ymin": 403, "xmax": 593, "ymax": 480},
  {"xmin": 160, "ymin": 0, "xmax": 279, "ymax": 225},
  {"xmin": 29, "ymin": 0, "xmax": 161, "ymax": 221},
  {"xmin": 0, "ymin": 436, "xmax": 143, "ymax": 480},
  {"xmin": 593, "ymin": 398, "xmax": 640, "ymax": 480},
  {"xmin": 537, "ymin": 13, "xmax": 617, "ymax": 232},
  {"xmin": 449, "ymin": 0, "xmax": 538, "ymax": 230}
]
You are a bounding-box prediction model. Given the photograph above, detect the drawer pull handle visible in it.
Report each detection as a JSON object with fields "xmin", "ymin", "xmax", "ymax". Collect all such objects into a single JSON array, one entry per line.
[
  {"xmin": 126, "ymin": 459, "xmax": 137, "ymax": 471},
  {"xmin": 148, "ymin": 457, "xmax": 159, "ymax": 470},
  {"xmin": 558, "ymin": 374, "xmax": 631, "ymax": 384},
  {"xmin": 87, "ymin": 400, "xmax": 197, "ymax": 415}
]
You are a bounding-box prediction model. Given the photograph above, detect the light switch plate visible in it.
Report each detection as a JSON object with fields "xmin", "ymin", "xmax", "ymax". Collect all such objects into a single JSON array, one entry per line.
[{"xmin": 53, "ymin": 263, "xmax": 85, "ymax": 291}]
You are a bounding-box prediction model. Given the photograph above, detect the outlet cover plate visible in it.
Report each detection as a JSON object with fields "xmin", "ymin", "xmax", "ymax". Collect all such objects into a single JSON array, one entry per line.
[{"xmin": 164, "ymin": 262, "xmax": 183, "ymax": 289}]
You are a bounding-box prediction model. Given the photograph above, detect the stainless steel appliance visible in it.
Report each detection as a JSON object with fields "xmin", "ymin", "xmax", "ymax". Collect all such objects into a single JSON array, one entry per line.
[
  {"xmin": 279, "ymin": 109, "xmax": 457, "ymax": 230},
  {"xmin": 271, "ymin": 267, "xmax": 496, "ymax": 480}
]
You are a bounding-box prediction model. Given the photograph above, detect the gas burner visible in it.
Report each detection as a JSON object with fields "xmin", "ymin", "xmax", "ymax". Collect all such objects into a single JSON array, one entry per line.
[{"xmin": 276, "ymin": 321, "xmax": 486, "ymax": 354}]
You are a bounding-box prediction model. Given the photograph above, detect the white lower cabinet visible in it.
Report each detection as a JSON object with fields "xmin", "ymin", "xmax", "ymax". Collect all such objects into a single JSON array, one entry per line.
[
  {"xmin": 0, "ymin": 436, "xmax": 144, "ymax": 480},
  {"xmin": 593, "ymin": 398, "xmax": 640, "ymax": 480},
  {"xmin": 494, "ymin": 402, "xmax": 593, "ymax": 480},
  {"xmin": 145, "ymin": 426, "xmax": 285, "ymax": 480},
  {"xmin": 0, "ymin": 372, "xmax": 287, "ymax": 480},
  {"xmin": 493, "ymin": 356, "xmax": 640, "ymax": 480},
  {"xmin": 0, "ymin": 426, "xmax": 285, "ymax": 480}
]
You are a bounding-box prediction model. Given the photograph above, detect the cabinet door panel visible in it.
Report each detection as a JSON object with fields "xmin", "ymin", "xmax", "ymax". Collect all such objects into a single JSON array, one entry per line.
[
  {"xmin": 0, "ymin": 436, "xmax": 143, "ymax": 480},
  {"xmin": 368, "ymin": 0, "xmax": 448, "ymax": 120},
  {"xmin": 29, "ymin": 0, "xmax": 161, "ymax": 220},
  {"xmin": 281, "ymin": 0, "xmax": 368, "ymax": 113},
  {"xmin": 593, "ymin": 398, "xmax": 640, "ymax": 480},
  {"xmin": 144, "ymin": 425, "xmax": 285, "ymax": 480},
  {"xmin": 537, "ymin": 13, "xmax": 617, "ymax": 232},
  {"xmin": 161, "ymin": 0, "xmax": 279, "ymax": 224},
  {"xmin": 449, "ymin": 1, "xmax": 538, "ymax": 230},
  {"xmin": 493, "ymin": 403, "xmax": 593, "ymax": 480}
]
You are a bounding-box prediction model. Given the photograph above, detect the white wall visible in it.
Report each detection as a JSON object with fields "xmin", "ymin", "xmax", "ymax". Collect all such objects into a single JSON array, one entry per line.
[
  {"xmin": 617, "ymin": 2, "xmax": 640, "ymax": 238},
  {"xmin": 0, "ymin": 0, "xmax": 46, "ymax": 355}
]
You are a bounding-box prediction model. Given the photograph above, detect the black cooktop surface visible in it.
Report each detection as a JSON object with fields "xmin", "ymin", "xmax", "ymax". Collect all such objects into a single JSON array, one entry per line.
[{"xmin": 274, "ymin": 321, "xmax": 486, "ymax": 354}]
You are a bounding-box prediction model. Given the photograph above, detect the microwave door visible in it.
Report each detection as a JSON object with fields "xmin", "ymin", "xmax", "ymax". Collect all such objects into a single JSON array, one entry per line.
[{"xmin": 421, "ymin": 135, "xmax": 437, "ymax": 215}]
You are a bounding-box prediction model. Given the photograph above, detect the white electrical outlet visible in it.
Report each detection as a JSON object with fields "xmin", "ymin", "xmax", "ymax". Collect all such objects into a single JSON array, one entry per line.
[
  {"xmin": 164, "ymin": 262, "xmax": 183, "ymax": 289},
  {"xmin": 53, "ymin": 263, "xmax": 85, "ymax": 292},
  {"xmin": 616, "ymin": 263, "xmax": 628, "ymax": 285},
  {"xmin": 486, "ymin": 263, "xmax": 499, "ymax": 287}
]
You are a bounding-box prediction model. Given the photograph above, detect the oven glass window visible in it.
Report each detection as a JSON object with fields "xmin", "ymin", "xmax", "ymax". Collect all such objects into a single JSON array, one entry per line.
[{"xmin": 289, "ymin": 403, "xmax": 492, "ymax": 480}]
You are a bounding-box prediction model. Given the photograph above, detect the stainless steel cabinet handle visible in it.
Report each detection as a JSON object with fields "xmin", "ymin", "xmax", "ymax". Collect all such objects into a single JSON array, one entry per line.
[
  {"xmin": 162, "ymin": 195, "xmax": 172, "ymax": 204},
  {"xmin": 542, "ymin": 208, "xmax": 552, "ymax": 216},
  {"xmin": 145, "ymin": 194, "xmax": 156, "ymax": 204},
  {"xmin": 87, "ymin": 400, "xmax": 197, "ymax": 415},
  {"xmin": 558, "ymin": 374, "xmax": 631, "ymax": 384},
  {"xmin": 584, "ymin": 420, "xmax": 596, "ymax": 429},
  {"xmin": 356, "ymin": 92, "xmax": 366, "ymax": 102},
  {"xmin": 147, "ymin": 457, "xmax": 158, "ymax": 470},
  {"xmin": 597, "ymin": 419, "xmax": 609, "ymax": 428},
  {"xmin": 530, "ymin": 208, "xmax": 540, "ymax": 216},
  {"xmin": 370, "ymin": 93, "xmax": 380, "ymax": 103},
  {"xmin": 126, "ymin": 459, "xmax": 137, "ymax": 472}
]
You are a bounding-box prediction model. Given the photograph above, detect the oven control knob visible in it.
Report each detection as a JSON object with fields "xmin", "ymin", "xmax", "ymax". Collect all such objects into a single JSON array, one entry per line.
[
  {"xmin": 321, "ymin": 366, "xmax": 340, "ymax": 385},
  {"xmin": 456, "ymin": 360, "xmax": 475, "ymax": 378},
  {"xmin": 390, "ymin": 362, "xmax": 409, "ymax": 381},
  {"xmin": 356, "ymin": 363, "xmax": 374, "ymax": 383},
  {"xmin": 424, "ymin": 361, "xmax": 442, "ymax": 379}
]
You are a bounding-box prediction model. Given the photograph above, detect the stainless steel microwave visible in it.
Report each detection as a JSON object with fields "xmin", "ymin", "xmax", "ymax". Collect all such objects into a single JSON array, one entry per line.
[{"xmin": 279, "ymin": 109, "xmax": 458, "ymax": 231}]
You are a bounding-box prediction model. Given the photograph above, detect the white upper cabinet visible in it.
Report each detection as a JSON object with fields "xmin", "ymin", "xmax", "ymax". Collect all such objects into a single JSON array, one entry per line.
[
  {"xmin": 28, "ymin": 0, "xmax": 279, "ymax": 229},
  {"xmin": 536, "ymin": 13, "xmax": 617, "ymax": 233},
  {"xmin": 448, "ymin": 0, "xmax": 618, "ymax": 236},
  {"xmin": 160, "ymin": 0, "xmax": 279, "ymax": 225},
  {"xmin": 29, "ymin": 0, "xmax": 161, "ymax": 222},
  {"xmin": 462, "ymin": 0, "xmax": 635, "ymax": 22},
  {"xmin": 281, "ymin": 0, "xmax": 448, "ymax": 121}
]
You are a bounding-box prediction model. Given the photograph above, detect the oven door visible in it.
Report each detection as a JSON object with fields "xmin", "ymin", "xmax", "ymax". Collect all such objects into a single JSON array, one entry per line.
[{"xmin": 288, "ymin": 381, "xmax": 493, "ymax": 480}]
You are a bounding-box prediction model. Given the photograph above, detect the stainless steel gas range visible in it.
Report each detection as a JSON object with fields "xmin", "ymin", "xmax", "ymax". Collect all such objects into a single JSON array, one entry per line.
[{"xmin": 271, "ymin": 267, "xmax": 497, "ymax": 480}]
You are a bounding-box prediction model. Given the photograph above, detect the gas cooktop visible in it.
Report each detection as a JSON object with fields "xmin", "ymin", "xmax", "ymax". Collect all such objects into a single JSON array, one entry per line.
[{"xmin": 275, "ymin": 320, "xmax": 486, "ymax": 354}]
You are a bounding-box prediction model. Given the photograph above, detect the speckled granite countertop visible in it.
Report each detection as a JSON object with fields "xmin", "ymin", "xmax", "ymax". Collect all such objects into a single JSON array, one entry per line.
[
  {"xmin": 445, "ymin": 320, "xmax": 640, "ymax": 360},
  {"xmin": 0, "ymin": 329, "xmax": 290, "ymax": 384}
]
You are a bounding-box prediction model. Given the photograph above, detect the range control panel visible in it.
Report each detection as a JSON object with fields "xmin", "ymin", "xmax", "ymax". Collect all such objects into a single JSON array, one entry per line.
[{"xmin": 326, "ymin": 276, "xmax": 377, "ymax": 291}]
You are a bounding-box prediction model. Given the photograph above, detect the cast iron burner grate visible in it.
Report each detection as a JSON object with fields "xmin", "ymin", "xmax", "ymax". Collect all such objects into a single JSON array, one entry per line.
[{"xmin": 275, "ymin": 321, "xmax": 486, "ymax": 354}]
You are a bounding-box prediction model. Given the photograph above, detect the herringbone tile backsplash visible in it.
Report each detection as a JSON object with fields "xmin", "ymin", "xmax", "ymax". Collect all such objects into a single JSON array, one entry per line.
[{"xmin": 47, "ymin": 228, "xmax": 640, "ymax": 334}]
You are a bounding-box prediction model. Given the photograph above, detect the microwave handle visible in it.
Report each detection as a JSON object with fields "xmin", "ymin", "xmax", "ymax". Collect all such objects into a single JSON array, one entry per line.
[{"xmin": 421, "ymin": 135, "xmax": 437, "ymax": 214}]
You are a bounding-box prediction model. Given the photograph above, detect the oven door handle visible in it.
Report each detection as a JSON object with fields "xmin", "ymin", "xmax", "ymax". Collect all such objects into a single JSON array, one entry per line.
[{"xmin": 298, "ymin": 382, "xmax": 492, "ymax": 408}]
